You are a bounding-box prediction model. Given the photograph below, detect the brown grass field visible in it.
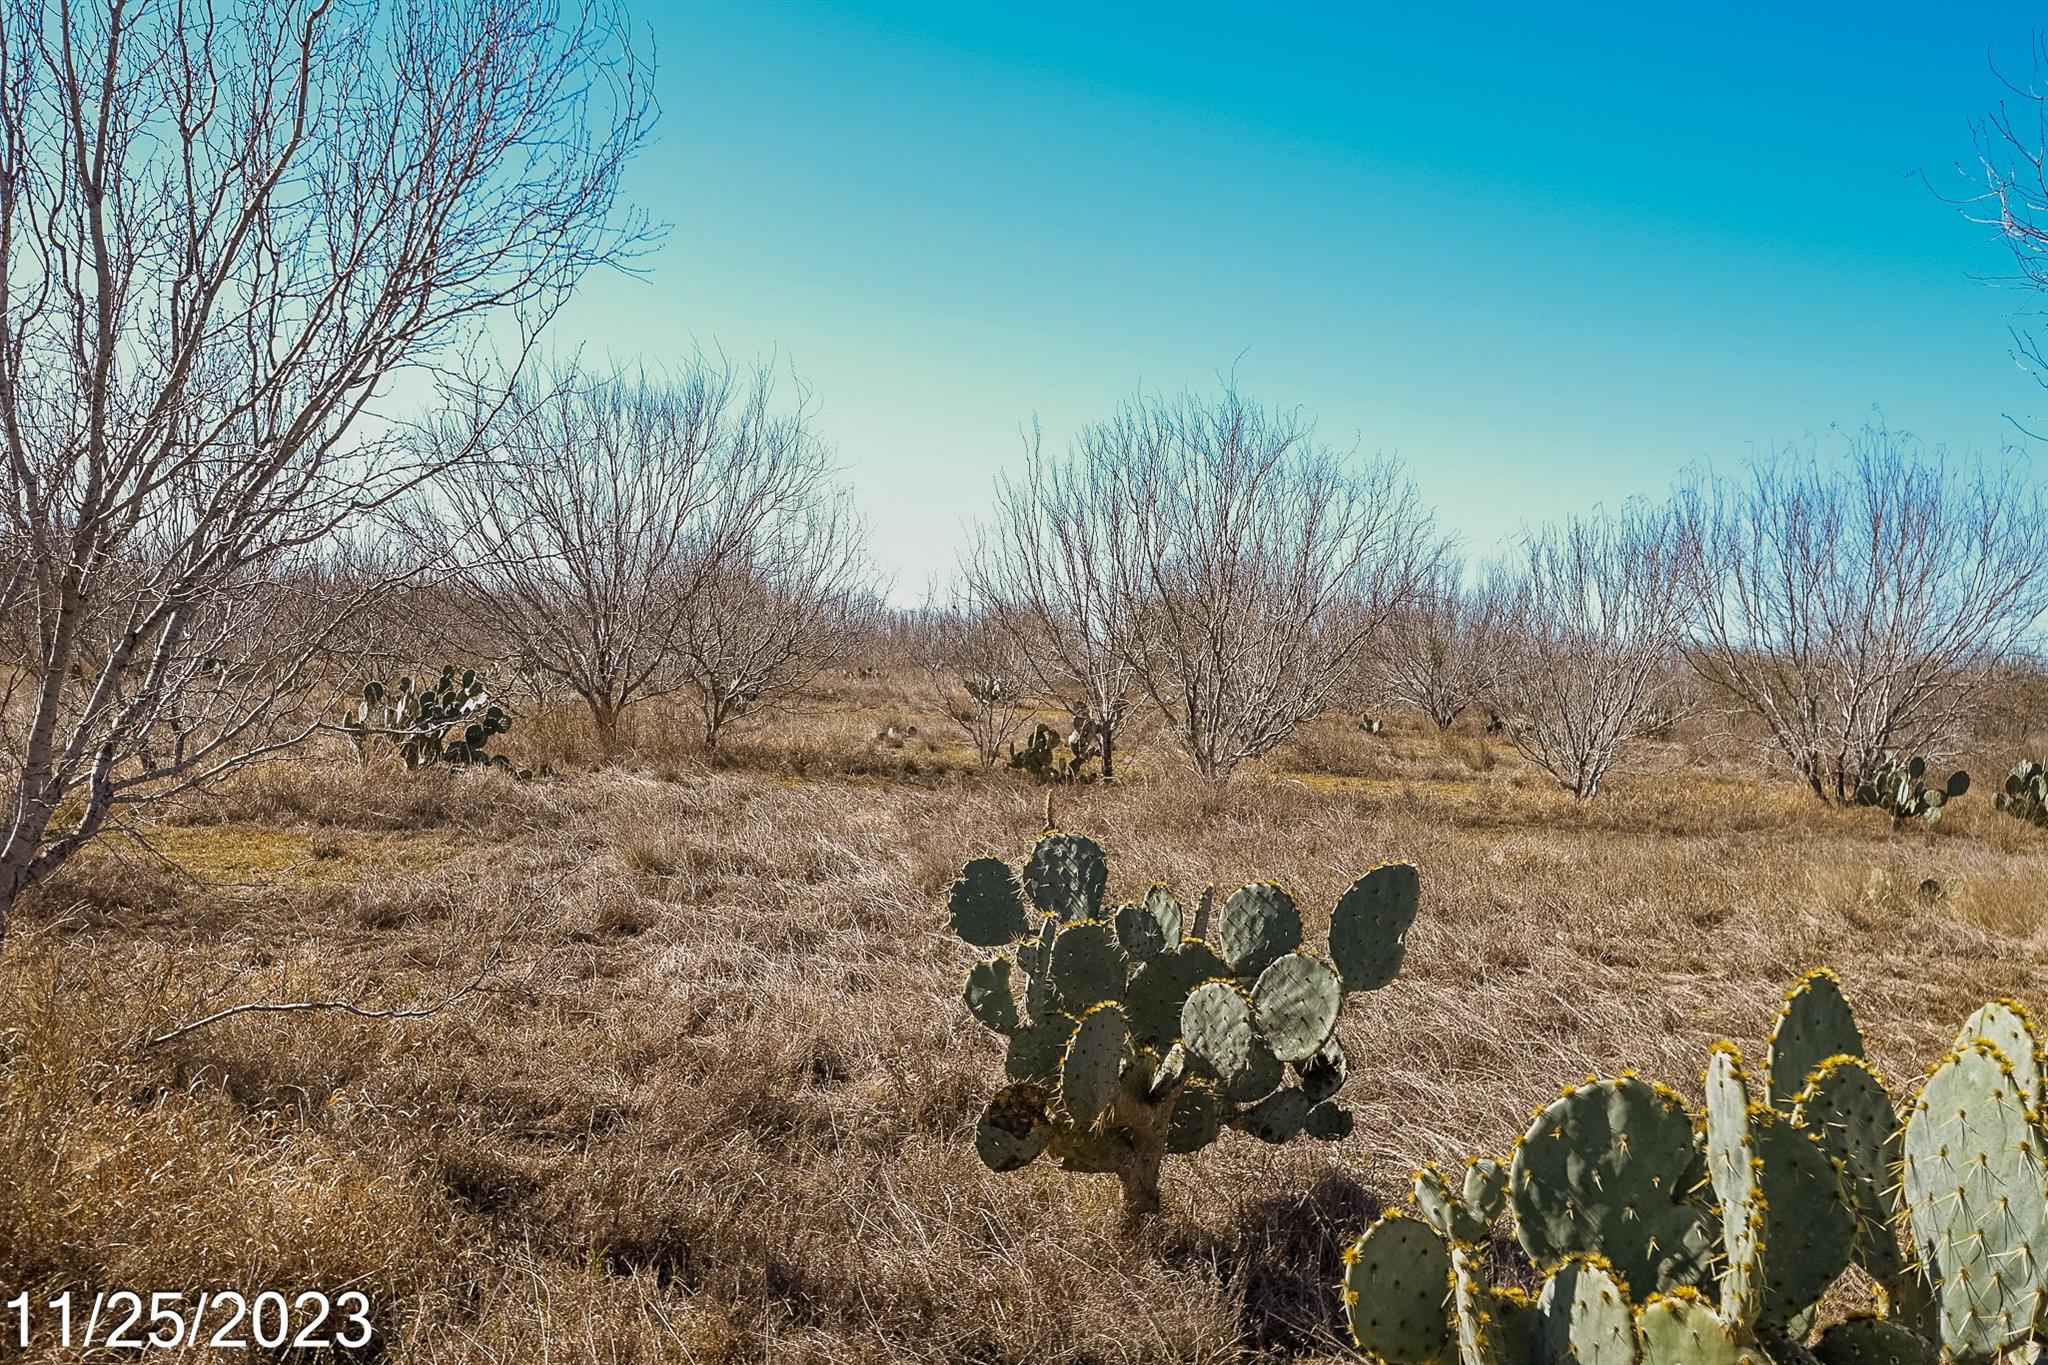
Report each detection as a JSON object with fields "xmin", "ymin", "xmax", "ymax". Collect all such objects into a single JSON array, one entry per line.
[{"xmin": 1, "ymin": 671, "xmax": 2040, "ymax": 1362}]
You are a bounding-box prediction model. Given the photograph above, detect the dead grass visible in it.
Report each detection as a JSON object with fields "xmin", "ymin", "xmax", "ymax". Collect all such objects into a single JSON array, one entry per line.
[{"xmin": 1, "ymin": 698, "xmax": 2043, "ymax": 1361}]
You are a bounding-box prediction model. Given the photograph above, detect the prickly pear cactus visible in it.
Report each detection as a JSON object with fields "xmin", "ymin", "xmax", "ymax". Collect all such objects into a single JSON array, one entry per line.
[
  {"xmin": 1996, "ymin": 758, "xmax": 2048, "ymax": 827},
  {"xmin": 1343, "ymin": 973, "xmax": 2048, "ymax": 1363},
  {"xmin": 1414, "ymin": 1156, "xmax": 1509, "ymax": 1244},
  {"xmin": 1699, "ymin": 1044, "xmax": 1855, "ymax": 1331},
  {"xmin": 1509, "ymin": 1074, "xmax": 1718, "ymax": 1301},
  {"xmin": 1763, "ymin": 967, "xmax": 1864, "ymax": 1110},
  {"xmin": 343, "ymin": 666, "xmax": 530, "ymax": 777},
  {"xmin": 1901, "ymin": 1035, "xmax": 2048, "ymax": 1361},
  {"xmin": 1851, "ymin": 751, "xmax": 1968, "ymax": 826},
  {"xmin": 948, "ymin": 818, "xmax": 1420, "ymax": 1225}
]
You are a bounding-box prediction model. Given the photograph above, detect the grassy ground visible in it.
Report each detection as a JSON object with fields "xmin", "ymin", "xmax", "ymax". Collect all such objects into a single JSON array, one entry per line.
[{"xmin": 2, "ymin": 673, "xmax": 2042, "ymax": 1361}]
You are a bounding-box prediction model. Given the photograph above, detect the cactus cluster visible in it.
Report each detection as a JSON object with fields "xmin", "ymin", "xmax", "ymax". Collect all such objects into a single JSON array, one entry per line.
[
  {"xmin": 344, "ymin": 666, "xmax": 532, "ymax": 778},
  {"xmin": 1996, "ymin": 758, "xmax": 2048, "ymax": 827},
  {"xmin": 948, "ymin": 811, "xmax": 1419, "ymax": 1224},
  {"xmin": 1006, "ymin": 708, "xmax": 1101, "ymax": 782},
  {"xmin": 1341, "ymin": 969, "xmax": 2048, "ymax": 1363},
  {"xmin": 1852, "ymin": 751, "xmax": 1968, "ymax": 825}
]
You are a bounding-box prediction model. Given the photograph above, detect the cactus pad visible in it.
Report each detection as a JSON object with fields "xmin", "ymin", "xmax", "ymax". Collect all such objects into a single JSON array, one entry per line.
[
  {"xmin": 976, "ymin": 1083, "xmax": 1053, "ymax": 1171},
  {"xmin": 1250, "ymin": 950, "xmax": 1342, "ymax": 1061},
  {"xmin": 1765, "ymin": 969, "xmax": 1865, "ymax": 1109},
  {"xmin": 1789, "ymin": 1055, "xmax": 1906, "ymax": 1290},
  {"xmin": 949, "ymin": 857, "xmax": 1029, "ymax": 946},
  {"xmin": 1534, "ymin": 1258, "xmax": 1638, "ymax": 1365},
  {"xmin": 1414, "ymin": 1162, "xmax": 1479, "ymax": 1244},
  {"xmin": 1181, "ymin": 979, "xmax": 1259, "ymax": 1086},
  {"xmin": 1955, "ymin": 997, "xmax": 2043, "ymax": 1108},
  {"xmin": 1021, "ymin": 832, "xmax": 1107, "ymax": 922},
  {"xmin": 1329, "ymin": 862, "xmax": 1420, "ymax": 992},
  {"xmin": 1048, "ymin": 920, "xmax": 1125, "ymax": 1013},
  {"xmin": 1463, "ymin": 1158, "xmax": 1509, "ymax": 1227},
  {"xmin": 1143, "ymin": 884, "xmax": 1182, "ymax": 944},
  {"xmin": 963, "ymin": 956, "xmax": 1019, "ymax": 1035},
  {"xmin": 1059, "ymin": 1003, "xmax": 1128, "ymax": 1126},
  {"xmin": 1306, "ymin": 1101, "xmax": 1352, "ymax": 1140},
  {"xmin": 1238, "ymin": 1087, "xmax": 1310, "ymax": 1143},
  {"xmin": 1005, "ymin": 1013, "xmax": 1075, "ymax": 1085},
  {"xmin": 1703, "ymin": 1046, "xmax": 1855, "ymax": 1329},
  {"xmin": 1296, "ymin": 1034, "xmax": 1347, "ymax": 1102},
  {"xmin": 1416, "ymin": 1157, "xmax": 1510, "ymax": 1244},
  {"xmin": 1901, "ymin": 1036, "xmax": 2048, "ymax": 1362},
  {"xmin": 1511, "ymin": 1075, "xmax": 1716, "ymax": 1301},
  {"xmin": 1340, "ymin": 1213, "xmax": 1454, "ymax": 1363},
  {"xmin": 1452, "ymin": 1246, "xmax": 1527, "ymax": 1365},
  {"xmin": 1808, "ymin": 1316, "xmax": 1937, "ymax": 1365},
  {"xmin": 1112, "ymin": 901, "xmax": 1167, "ymax": 960},
  {"xmin": 1634, "ymin": 1295, "xmax": 1752, "ymax": 1365},
  {"xmin": 1217, "ymin": 882, "xmax": 1303, "ymax": 977},
  {"xmin": 1124, "ymin": 940, "xmax": 1228, "ymax": 1048}
]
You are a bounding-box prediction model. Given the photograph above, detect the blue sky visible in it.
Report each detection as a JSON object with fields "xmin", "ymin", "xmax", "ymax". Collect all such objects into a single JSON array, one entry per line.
[{"xmin": 549, "ymin": 1, "xmax": 2048, "ymax": 599}]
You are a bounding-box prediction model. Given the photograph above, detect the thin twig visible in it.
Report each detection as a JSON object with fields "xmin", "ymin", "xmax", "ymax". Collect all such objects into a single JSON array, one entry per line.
[{"xmin": 145, "ymin": 950, "xmax": 502, "ymax": 1048}]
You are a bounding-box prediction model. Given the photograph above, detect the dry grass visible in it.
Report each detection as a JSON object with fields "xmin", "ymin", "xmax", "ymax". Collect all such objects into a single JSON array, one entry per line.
[{"xmin": 2, "ymin": 687, "xmax": 2043, "ymax": 1361}]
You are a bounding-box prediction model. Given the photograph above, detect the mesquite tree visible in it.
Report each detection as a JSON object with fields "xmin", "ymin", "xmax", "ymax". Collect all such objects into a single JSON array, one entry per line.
[
  {"xmin": 0, "ymin": 0, "xmax": 650, "ymax": 936},
  {"xmin": 1678, "ymin": 428, "xmax": 2048, "ymax": 801},
  {"xmin": 1488, "ymin": 501, "xmax": 1693, "ymax": 801},
  {"xmin": 966, "ymin": 421, "xmax": 1147, "ymax": 779},
  {"xmin": 676, "ymin": 489, "xmax": 877, "ymax": 750},
  {"xmin": 1119, "ymin": 388, "xmax": 1436, "ymax": 780},
  {"xmin": 425, "ymin": 358, "xmax": 829, "ymax": 752},
  {"xmin": 914, "ymin": 599, "xmax": 1035, "ymax": 767},
  {"xmin": 1362, "ymin": 556, "xmax": 1503, "ymax": 730}
]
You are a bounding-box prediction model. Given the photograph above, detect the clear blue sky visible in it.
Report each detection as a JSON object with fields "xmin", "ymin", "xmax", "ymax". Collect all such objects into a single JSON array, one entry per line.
[{"xmin": 547, "ymin": 1, "xmax": 2048, "ymax": 601}]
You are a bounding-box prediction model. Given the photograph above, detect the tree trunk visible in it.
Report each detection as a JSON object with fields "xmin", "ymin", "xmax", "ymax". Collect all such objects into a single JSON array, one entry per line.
[
  {"xmin": 1113, "ymin": 1093, "xmax": 1171, "ymax": 1232},
  {"xmin": 587, "ymin": 697, "xmax": 623, "ymax": 756},
  {"xmin": 1099, "ymin": 716, "xmax": 1116, "ymax": 781}
]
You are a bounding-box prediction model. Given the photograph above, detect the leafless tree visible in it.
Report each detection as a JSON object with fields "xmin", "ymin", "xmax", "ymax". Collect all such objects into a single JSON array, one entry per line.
[
  {"xmin": 0, "ymin": 0, "xmax": 650, "ymax": 935},
  {"xmin": 913, "ymin": 598, "xmax": 1034, "ymax": 767},
  {"xmin": 1964, "ymin": 38, "xmax": 2048, "ymax": 405},
  {"xmin": 1116, "ymin": 387, "xmax": 1436, "ymax": 780},
  {"xmin": 677, "ymin": 489, "xmax": 877, "ymax": 749},
  {"xmin": 1677, "ymin": 426, "xmax": 2048, "ymax": 801},
  {"xmin": 1487, "ymin": 501, "xmax": 1694, "ymax": 801},
  {"xmin": 966, "ymin": 421, "xmax": 1146, "ymax": 778},
  {"xmin": 425, "ymin": 358, "xmax": 826, "ymax": 752},
  {"xmin": 1361, "ymin": 556, "xmax": 1503, "ymax": 730}
]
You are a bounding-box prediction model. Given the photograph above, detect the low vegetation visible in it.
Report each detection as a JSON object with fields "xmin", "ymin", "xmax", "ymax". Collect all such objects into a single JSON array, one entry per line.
[{"xmin": 7, "ymin": 683, "xmax": 2048, "ymax": 1361}]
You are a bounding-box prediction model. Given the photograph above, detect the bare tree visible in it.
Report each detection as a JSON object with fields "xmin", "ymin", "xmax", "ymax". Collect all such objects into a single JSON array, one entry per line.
[
  {"xmin": 677, "ymin": 489, "xmax": 877, "ymax": 749},
  {"xmin": 0, "ymin": 0, "xmax": 650, "ymax": 934},
  {"xmin": 1488, "ymin": 502, "xmax": 1693, "ymax": 801},
  {"xmin": 426, "ymin": 358, "xmax": 822, "ymax": 753},
  {"xmin": 1965, "ymin": 38, "xmax": 2048, "ymax": 403},
  {"xmin": 966, "ymin": 421, "xmax": 1146, "ymax": 778},
  {"xmin": 1362, "ymin": 556, "xmax": 1502, "ymax": 730},
  {"xmin": 913, "ymin": 599, "xmax": 1034, "ymax": 767},
  {"xmin": 1116, "ymin": 387, "xmax": 1436, "ymax": 780},
  {"xmin": 1678, "ymin": 427, "xmax": 2048, "ymax": 801}
]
